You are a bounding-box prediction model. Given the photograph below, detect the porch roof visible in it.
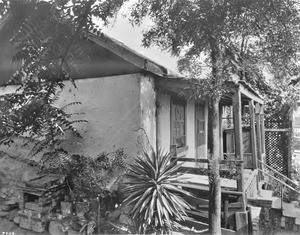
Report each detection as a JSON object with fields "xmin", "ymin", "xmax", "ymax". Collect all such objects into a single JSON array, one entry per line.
[{"xmin": 157, "ymin": 76, "xmax": 263, "ymax": 105}]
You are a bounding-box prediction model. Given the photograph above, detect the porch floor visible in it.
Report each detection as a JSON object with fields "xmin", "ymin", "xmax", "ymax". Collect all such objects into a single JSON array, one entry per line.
[{"xmin": 182, "ymin": 169, "xmax": 254, "ymax": 191}]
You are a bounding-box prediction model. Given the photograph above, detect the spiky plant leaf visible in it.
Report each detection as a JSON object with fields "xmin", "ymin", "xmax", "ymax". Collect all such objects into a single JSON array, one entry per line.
[{"xmin": 123, "ymin": 150, "xmax": 193, "ymax": 234}]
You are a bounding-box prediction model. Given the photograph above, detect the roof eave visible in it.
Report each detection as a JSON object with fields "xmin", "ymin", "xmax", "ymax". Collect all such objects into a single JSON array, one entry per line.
[{"xmin": 88, "ymin": 32, "xmax": 170, "ymax": 78}]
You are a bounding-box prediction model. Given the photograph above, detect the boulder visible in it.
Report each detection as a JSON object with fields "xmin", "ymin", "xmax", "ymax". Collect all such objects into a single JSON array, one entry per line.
[{"xmin": 49, "ymin": 221, "xmax": 67, "ymax": 235}]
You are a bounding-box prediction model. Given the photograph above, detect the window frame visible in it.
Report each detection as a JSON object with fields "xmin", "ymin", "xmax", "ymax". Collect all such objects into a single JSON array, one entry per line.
[{"xmin": 170, "ymin": 97, "xmax": 187, "ymax": 149}]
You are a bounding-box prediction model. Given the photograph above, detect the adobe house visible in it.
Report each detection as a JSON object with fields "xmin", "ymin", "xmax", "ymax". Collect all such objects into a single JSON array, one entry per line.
[
  {"xmin": 0, "ymin": 9, "xmax": 272, "ymax": 234},
  {"xmin": 0, "ymin": 13, "xmax": 265, "ymax": 166}
]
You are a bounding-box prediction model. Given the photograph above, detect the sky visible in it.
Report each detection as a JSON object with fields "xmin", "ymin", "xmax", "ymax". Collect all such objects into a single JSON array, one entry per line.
[{"xmin": 100, "ymin": 1, "xmax": 179, "ymax": 73}]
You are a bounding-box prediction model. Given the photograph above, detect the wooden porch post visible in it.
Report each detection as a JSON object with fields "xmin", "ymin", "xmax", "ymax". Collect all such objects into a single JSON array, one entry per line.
[
  {"xmin": 219, "ymin": 105, "xmax": 224, "ymax": 159},
  {"xmin": 255, "ymin": 104, "xmax": 262, "ymax": 180},
  {"xmin": 249, "ymin": 100, "xmax": 258, "ymax": 169},
  {"xmin": 233, "ymin": 90, "xmax": 246, "ymax": 210},
  {"xmin": 260, "ymin": 105, "xmax": 266, "ymax": 156},
  {"xmin": 255, "ymin": 104, "xmax": 262, "ymax": 161},
  {"xmin": 260, "ymin": 105, "xmax": 266, "ymax": 178}
]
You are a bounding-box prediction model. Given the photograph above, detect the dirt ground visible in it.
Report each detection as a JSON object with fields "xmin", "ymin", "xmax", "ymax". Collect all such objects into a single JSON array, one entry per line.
[
  {"xmin": 0, "ymin": 218, "xmax": 50, "ymax": 235},
  {"xmin": 273, "ymin": 231, "xmax": 300, "ymax": 235}
]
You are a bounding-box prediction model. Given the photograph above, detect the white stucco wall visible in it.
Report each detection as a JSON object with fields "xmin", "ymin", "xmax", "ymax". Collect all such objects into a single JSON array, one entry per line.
[
  {"xmin": 0, "ymin": 74, "xmax": 209, "ymax": 163},
  {"xmin": 186, "ymin": 100, "xmax": 196, "ymax": 158},
  {"xmin": 58, "ymin": 74, "xmax": 142, "ymax": 158},
  {"xmin": 0, "ymin": 74, "xmax": 142, "ymax": 159},
  {"xmin": 139, "ymin": 74, "xmax": 156, "ymax": 152},
  {"xmin": 157, "ymin": 93, "xmax": 171, "ymax": 153}
]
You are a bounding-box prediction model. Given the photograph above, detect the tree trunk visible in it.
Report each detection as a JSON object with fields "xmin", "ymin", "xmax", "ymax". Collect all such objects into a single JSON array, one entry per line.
[
  {"xmin": 208, "ymin": 97, "xmax": 222, "ymax": 234},
  {"xmin": 208, "ymin": 36, "xmax": 222, "ymax": 234}
]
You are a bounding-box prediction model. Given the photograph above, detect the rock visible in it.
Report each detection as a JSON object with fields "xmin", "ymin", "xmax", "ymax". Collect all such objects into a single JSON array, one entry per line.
[
  {"xmin": 22, "ymin": 169, "xmax": 40, "ymax": 182},
  {"xmin": 57, "ymin": 213, "xmax": 63, "ymax": 220},
  {"xmin": 5, "ymin": 199, "xmax": 18, "ymax": 205},
  {"xmin": 68, "ymin": 229, "xmax": 81, "ymax": 235},
  {"xmin": 291, "ymin": 201, "xmax": 299, "ymax": 207},
  {"xmin": 61, "ymin": 201, "xmax": 73, "ymax": 217},
  {"xmin": 25, "ymin": 202, "xmax": 51, "ymax": 212},
  {"xmin": 120, "ymin": 204, "xmax": 133, "ymax": 214},
  {"xmin": 1, "ymin": 187, "xmax": 8, "ymax": 195},
  {"xmin": 0, "ymin": 211, "xmax": 10, "ymax": 218},
  {"xmin": 107, "ymin": 209, "xmax": 121, "ymax": 222},
  {"xmin": 31, "ymin": 220, "xmax": 47, "ymax": 233},
  {"xmin": 8, "ymin": 208, "xmax": 19, "ymax": 221},
  {"xmin": 8, "ymin": 188, "xmax": 15, "ymax": 195},
  {"xmin": 13, "ymin": 215, "xmax": 20, "ymax": 224},
  {"xmin": 119, "ymin": 214, "xmax": 134, "ymax": 227},
  {"xmin": 87, "ymin": 221, "xmax": 96, "ymax": 234},
  {"xmin": 0, "ymin": 204, "xmax": 12, "ymax": 211},
  {"xmin": 75, "ymin": 202, "xmax": 89, "ymax": 217},
  {"xmin": 49, "ymin": 220, "xmax": 67, "ymax": 235}
]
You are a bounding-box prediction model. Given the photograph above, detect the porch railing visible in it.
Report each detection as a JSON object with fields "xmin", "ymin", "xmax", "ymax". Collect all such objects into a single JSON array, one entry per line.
[
  {"xmin": 223, "ymin": 153, "xmax": 254, "ymax": 169},
  {"xmin": 257, "ymin": 159, "xmax": 299, "ymax": 194},
  {"xmin": 244, "ymin": 169, "xmax": 258, "ymax": 199}
]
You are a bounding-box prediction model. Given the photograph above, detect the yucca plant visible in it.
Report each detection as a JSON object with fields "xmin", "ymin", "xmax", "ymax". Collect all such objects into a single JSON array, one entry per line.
[{"xmin": 123, "ymin": 150, "xmax": 193, "ymax": 234}]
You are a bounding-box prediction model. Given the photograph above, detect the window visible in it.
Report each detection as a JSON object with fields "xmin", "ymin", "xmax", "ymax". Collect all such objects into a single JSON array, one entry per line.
[{"xmin": 171, "ymin": 99, "xmax": 186, "ymax": 148}]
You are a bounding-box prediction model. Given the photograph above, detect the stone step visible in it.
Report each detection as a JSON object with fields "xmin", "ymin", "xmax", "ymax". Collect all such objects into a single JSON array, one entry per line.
[
  {"xmin": 296, "ymin": 216, "xmax": 300, "ymax": 226},
  {"xmin": 248, "ymin": 206, "xmax": 261, "ymax": 235},
  {"xmin": 248, "ymin": 206, "xmax": 261, "ymax": 220},
  {"xmin": 259, "ymin": 188, "xmax": 273, "ymax": 199},
  {"xmin": 282, "ymin": 202, "xmax": 300, "ymax": 219}
]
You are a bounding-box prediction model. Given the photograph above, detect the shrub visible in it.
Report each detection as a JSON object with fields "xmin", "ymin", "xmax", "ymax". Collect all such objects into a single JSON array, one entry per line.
[
  {"xmin": 41, "ymin": 148, "xmax": 127, "ymax": 202},
  {"xmin": 123, "ymin": 150, "xmax": 192, "ymax": 234}
]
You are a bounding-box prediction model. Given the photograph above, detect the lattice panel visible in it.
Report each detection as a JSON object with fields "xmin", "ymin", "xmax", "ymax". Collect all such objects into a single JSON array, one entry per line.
[
  {"xmin": 264, "ymin": 106, "xmax": 291, "ymax": 177},
  {"xmin": 265, "ymin": 130, "xmax": 290, "ymax": 176},
  {"xmin": 265, "ymin": 116, "xmax": 290, "ymax": 129}
]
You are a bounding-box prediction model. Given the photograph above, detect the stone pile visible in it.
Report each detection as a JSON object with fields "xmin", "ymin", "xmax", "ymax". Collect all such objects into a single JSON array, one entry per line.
[
  {"xmin": 14, "ymin": 174, "xmax": 66, "ymax": 233},
  {"xmin": 0, "ymin": 151, "xmax": 41, "ymax": 222},
  {"xmin": 0, "ymin": 183, "xmax": 21, "ymax": 222}
]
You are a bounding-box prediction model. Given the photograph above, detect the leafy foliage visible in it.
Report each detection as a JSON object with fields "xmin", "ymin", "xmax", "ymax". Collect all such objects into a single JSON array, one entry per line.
[
  {"xmin": 69, "ymin": 151, "xmax": 126, "ymax": 201},
  {"xmin": 130, "ymin": 0, "xmax": 300, "ymax": 98},
  {"xmin": 130, "ymin": 0, "xmax": 300, "ymax": 122},
  {"xmin": 108, "ymin": 220, "xmax": 140, "ymax": 235},
  {"xmin": 123, "ymin": 150, "xmax": 192, "ymax": 234},
  {"xmin": 0, "ymin": 0, "xmax": 126, "ymax": 154},
  {"xmin": 129, "ymin": 1, "xmax": 300, "ymax": 232},
  {"xmin": 41, "ymin": 148, "xmax": 127, "ymax": 201}
]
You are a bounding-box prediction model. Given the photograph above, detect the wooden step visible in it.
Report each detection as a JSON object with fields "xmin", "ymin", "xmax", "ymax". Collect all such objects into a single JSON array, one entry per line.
[
  {"xmin": 176, "ymin": 182, "xmax": 243, "ymax": 196},
  {"xmin": 259, "ymin": 189, "xmax": 273, "ymax": 198},
  {"xmin": 194, "ymin": 202, "xmax": 243, "ymax": 211},
  {"xmin": 248, "ymin": 197, "xmax": 273, "ymax": 208},
  {"xmin": 186, "ymin": 209, "xmax": 209, "ymax": 224}
]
